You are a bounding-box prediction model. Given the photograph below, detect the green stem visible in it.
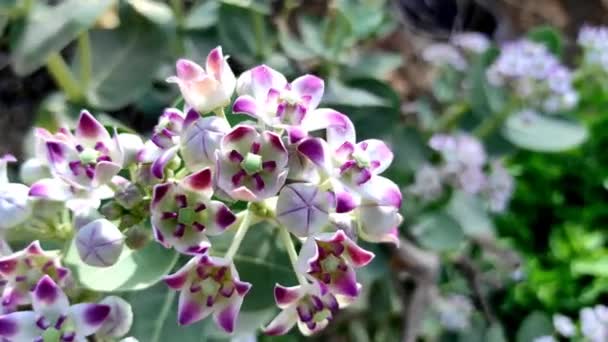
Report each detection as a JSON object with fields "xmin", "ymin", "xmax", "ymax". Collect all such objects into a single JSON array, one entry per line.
[
  {"xmin": 46, "ymin": 52, "xmax": 83, "ymax": 102},
  {"xmin": 77, "ymin": 31, "xmax": 92, "ymax": 89},
  {"xmin": 225, "ymin": 209, "xmax": 253, "ymax": 261},
  {"xmin": 473, "ymin": 110, "xmax": 511, "ymax": 139},
  {"xmin": 170, "ymin": 0, "xmax": 184, "ymax": 27},
  {"xmin": 150, "ymin": 290, "xmax": 176, "ymax": 342},
  {"xmin": 434, "ymin": 103, "xmax": 468, "ymax": 132},
  {"xmin": 251, "ymin": 11, "xmax": 266, "ymax": 59},
  {"xmin": 279, "ymin": 227, "xmax": 308, "ymax": 286}
]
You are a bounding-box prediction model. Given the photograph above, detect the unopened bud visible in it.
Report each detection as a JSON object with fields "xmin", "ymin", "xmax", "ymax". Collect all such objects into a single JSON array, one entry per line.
[
  {"xmin": 100, "ymin": 201, "xmax": 124, "ymax": 220},
  {"xmin": 125, "ymin": 225, "xmax": 152, "ymax": 250},
  {"xmin": 0, "ymin": 183, "xmax": 33, "ymax": 229},
  {"xmin": 19, "ymin": 159, "xmax": 51, "ymax": 185},
  {"xmin": 117, "ymin": 133, "xmax": 144, "ymax": 167},
  {"xmin": 76, "ymin": 219, "xmax": 124, "ymax": 267},
  {"xmin": 115, "ymin": 184, "xmax": 144, "ymax": 210},
  {"xmin": 98, "ymin": 296, "xmax": 133, "ymax": 338},
  {"xmin": 119, "ymin": 214, "xmax": 140, "ymax": 230}
]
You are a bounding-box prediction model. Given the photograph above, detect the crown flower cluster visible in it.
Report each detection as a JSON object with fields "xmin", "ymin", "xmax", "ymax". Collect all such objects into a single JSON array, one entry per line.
[{"xmin": 0, "ymin": 46, "xmax": 402, "ymax": 338}]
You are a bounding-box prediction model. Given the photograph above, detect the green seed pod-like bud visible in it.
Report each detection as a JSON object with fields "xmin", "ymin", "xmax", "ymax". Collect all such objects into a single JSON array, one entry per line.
[
  {"xmin": 100, "ymin": 201, "xmax": 123, "ymax": 220},
  {"xmin": 125, "ymin": 224, "xmax": 152, "ymax": 250}
]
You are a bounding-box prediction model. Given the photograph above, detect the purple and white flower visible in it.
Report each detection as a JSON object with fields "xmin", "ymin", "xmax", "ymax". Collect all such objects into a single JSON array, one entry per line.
[
  {"xmin": 36, "ymin": 111, "xmax": 124, "ymax": 191},
  {"xmin": 167, "ymin": 47, "xmax": 236, "ymax": 115},
  {"xmin": 0, "ymin": 275, "xmax": 110, "ymax": 341},
  {"xmin": 163, "ymin": 255, "xmax": 251, "ymax": 333},
  {"xmin": 216, "ymin": 125, "xmax": 288, "ymax": 201},
  {"xmin": 296, "ymin": 230, "xmax": 374, "ymax": 298},
  {"xmin": 0, "ymin": 241, "xmax": 72, "ymax": 312},
  {"xmin": 263, "ymin": 282, "xmax": 341, "ymax": 336},
  {"xmin": 276, "ymin": 183, "xmax": 333, "ymax": 238},
  {"xmin": 151, "ymin": 168, "xmax": 236, "ymax": 254},
  {"xmin": 0, "ymin": 155, "xmax": 32, "ymax": 229}
]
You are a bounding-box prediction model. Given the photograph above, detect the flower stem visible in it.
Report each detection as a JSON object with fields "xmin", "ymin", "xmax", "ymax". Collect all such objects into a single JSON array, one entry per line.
[
  {"xmin": 46, "ymin": 52, "xmax": 83, "ymax": 103},
  {"xmin": 77, "ymin": 31, "xmax": 92, "ymax": 89},
  {"xmin": 225, "ymin": 208, "xmax": 253, "ymax": 261},
  {"xmin": 279, "ymin": 227, "xmax": 308, "ymax": 286},
  {"xmin": 215, "ymin": 107, "xmax": 227, "ymax": 119},
  {"xmin": 473, "ymin": 110, "xmax": 511, "ymax": 139}
]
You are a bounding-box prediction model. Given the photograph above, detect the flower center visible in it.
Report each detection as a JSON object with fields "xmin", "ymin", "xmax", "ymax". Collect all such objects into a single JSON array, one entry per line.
[
  {"xmin": 351, "ymin": 149, "xmax": 370, "ymax": 168},
  {"xmin": 281, "ymin": 90, "xmax": 300, "ymax": 105},
  {"xmin": 79, "ymin": 147, "xmax": 100, "ymax": 165},
  {"xmin": 313, "ymin": 308, "xmax": 331, "ymax": 323},
  {"xmin": 321, "ymin": 254, "xmax": 341, "ymax": 273},
  {"xmin": 240, "ymin": 153, "xmax": 262, "ymax": 175},
  {"xmin": 201, "ymin": 277, "xmax": 220, "ymax": 295},
  {"xmin": 178, "ymin": 208, "xmax": 197, "ymax": 226},
  {"xmin": 42, "ymin": 327, "xmax": 61, "ymax": 342}
]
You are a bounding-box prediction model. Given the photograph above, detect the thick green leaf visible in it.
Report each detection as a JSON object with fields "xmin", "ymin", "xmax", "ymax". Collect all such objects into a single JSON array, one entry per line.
[
  {"xmin": 446, "ymin": 191, "xmax": 495, "ymax": 237},
  {"xmin": 528, "ymin": 26, "xmax": 563, "ymax": 56},
  {"xmin": 298, "ymin": 15, "xmax": 326, "ymax": 56},
  {"xmin": 486, "ymin": 323, "xmax": 507, "ymax": 342},
  {"xmin": 217, "ymin": 2, "xmax": 271, "ymax": 66},
  {"xmin": 572, "ymin": 255, "xmax": 608, "ymax": 276},
  {"xmin": 184, "ymin": 1, "xmax": 218, "ymax": 30},
  {"xmin": 516, "ymin": 311, "xmax": 553, "ymax": 342},
  {"xmin": 410, "ymin": 212, "xmax": 465, "ymax": 252},
  {"xmin": 63, "ymin": 240, "xmax": 179, "ymax": 292},
  {"xmin": 209, "ymin": 222, "xmax": 296, "ymax": 311},
  {"xmin": 323, "ymin": 78, "xmax": 389, "ymax": 108},
  {"xmin": 337, "ymin": 0, "xmax": 385, "ymax": 39},
  {"xmin": 127, "ymin": 0, "xmax": 175, "ymax": 30},
  {"xmin": 344, "ymin": 51, "xmax": 403, "ymax": 79},
  {"xmin": 502, "ymin": 114, "xmax": 588, "ymax": 152},
  {"xmin": 278, "ymin": 25, "xmax": 317, "ymax": 61},
  {"xmin": 11, "ymin": 0, "xmax": 113, "ymax": 75},
  {"xmin": 468, "ymin": 47, "xmax": 504, "ymax": 117},
  {"xmin": 126, "ymin": 283, "xmax": 275, "ymax": 341},
  {"xmin": 79, "ymin": 6, "xmax": 168, "ymax": 110}
]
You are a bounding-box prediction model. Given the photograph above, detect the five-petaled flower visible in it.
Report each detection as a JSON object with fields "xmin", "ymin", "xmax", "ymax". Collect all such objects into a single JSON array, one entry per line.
[
  {"xmin": 0, "ymin": 276, "xmax": 110, "ymax": 341},
  {"xmin": 151, "ymin": 168, "xmax": 236, "ymax": 254},
  {"xmin": 296, "ymin": 230, "xmax": 374, "ymax": 298},
  {"xmin": 29, "ymin": 111, "xmax": 125, "ymax": 209},
  {"xmin": 163, "ymin": 255, "xmax": 251, "ymax": 333},
  {"xmin": 263, "ymin": 282, "xmax": 341, "ymax": 336},
  {"xmin": 167, "ymin": 46, "xmax": 236, "ymax": 115},
  {"xmin": 0, "ymin": 241, "xmax": 71, "ymax": 313},
  {"xmin": 216, "ymin": 125, "xmax": 288, "ymax": 201}
]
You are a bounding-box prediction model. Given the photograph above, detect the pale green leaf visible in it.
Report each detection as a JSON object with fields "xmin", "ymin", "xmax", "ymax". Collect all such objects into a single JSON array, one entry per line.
[
  {"xmin": 63, "ymin": 239, "xmax": 179, "ymax": 292},
  {"xmin": 12, "ymin": 0, "xmax": 113, "ymax": 75},
  {"xmin": 502, "ymin": 114, "xmax": 588, "ymax": 152}
]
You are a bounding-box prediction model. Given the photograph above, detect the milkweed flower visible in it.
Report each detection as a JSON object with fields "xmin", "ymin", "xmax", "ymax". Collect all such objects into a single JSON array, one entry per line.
[
  {"xmin": 151, "ymin": 168, "xmax": 236, "ymax": 254},
  {"xmin": 163, "ymin": 255, "xmax": 251, "ymax": 332},
  {"xmin": 263, "ymin": 282, "xmax": 341, "ymax": 336},
  {"xmin": 450, "ymin": 32, "xmax": 490, "ymax": 54},
  {"xmin": 422, "ymin": 43, "xmax": 468, "ymax": 71},
  {"xmin": 167, "ymin": 47, "xmax": 236, "ymax": 115},
  {"xmin": 216, "ymin": 125, "xmax": 288, "ymax": 201},
  {"xmin": 138, "ymin": 107, "xmax": 230, "ymax": 178},
  {"xmin": 296, "ymin": 230, "xmax": 374, "ymax": 298},
  {"xmin": 29, "ymin": 111, "xmax": 126, "ymax": 209},
  {"xmin": 0, "ymin": 275, "xmax": 110, "ymax": 341},
  {"xmin": 0, "ymin": 241, "xmax": 72, "ymax": 312}
]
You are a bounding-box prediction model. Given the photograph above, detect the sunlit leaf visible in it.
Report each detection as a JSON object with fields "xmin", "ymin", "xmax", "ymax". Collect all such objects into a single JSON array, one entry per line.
[
  {"xmin": 63, "ymin": 239, "xmax": 179, "ymax": 292},
  {"xmin": 502, "ymin": 114, "xmax": 588, "ymax": 152},
  {"xmin": 79, "ymin": 5, "xmax": 168, "ymax": 110},
  {"xmin": 11, "ymin": 0, "xmax": 113, "ymax": 75}
]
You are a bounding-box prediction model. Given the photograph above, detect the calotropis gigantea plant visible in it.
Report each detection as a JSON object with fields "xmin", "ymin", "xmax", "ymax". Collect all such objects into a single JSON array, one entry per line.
[{"xmin": 0, "ymin": 46, "xmax": 402, "ymax": 338}]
